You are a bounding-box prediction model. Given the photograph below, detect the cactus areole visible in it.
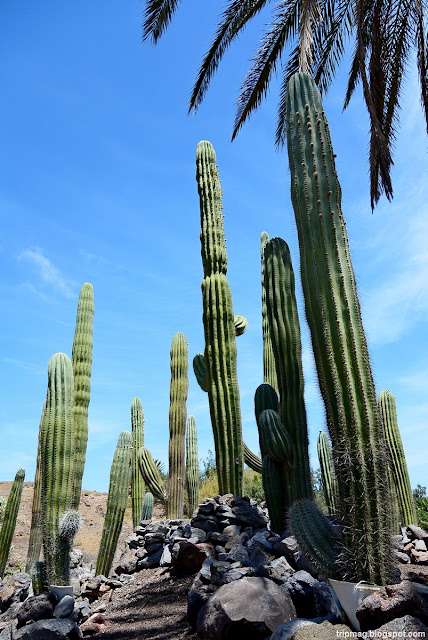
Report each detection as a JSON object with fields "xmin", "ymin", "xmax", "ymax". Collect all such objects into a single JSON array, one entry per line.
[
  {"xmin": 196, "ymin": 140, "xmax": 243, "ymax": 496},
  {"xmin": 286, "ymin": 72, "xmax": 392, "ymax": 584}
]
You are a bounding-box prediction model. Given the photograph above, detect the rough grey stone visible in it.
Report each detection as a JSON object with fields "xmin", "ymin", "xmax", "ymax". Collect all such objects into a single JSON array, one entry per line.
[
  {"xmin": 356, "ymin": 580, "xmax": 428, "ymax": 631},
  {"xmin": 0, "ymin": 573, "xmax": 31, "ymax": 612},
  {"xmin": 222, "ymin": 525, "xmax": 240, "ymax": 537},
  {"xmin": 16, "ymin": 593, "xmax": 57, "ymax": 626},
  {"xmin": 14, "ymin": 618, "xmax": 82, "ymax": 639},
  {"xmin": 284, "ymin": 571, "xmax": 318, "ymax": 618},
  {"xmin": 53, "ymin": 594, "xmax": 75, "ymax": 618},
  {"xmin": 114, "ymin": 547, "xmax": 138, "ymax": 575},
  {"xmin": 196, "ymin": 576, "xmax": 296, "ymax": 639},
  {"xmin": 376, "ymin": 615, "xmax": 428, "ymax": 636}
]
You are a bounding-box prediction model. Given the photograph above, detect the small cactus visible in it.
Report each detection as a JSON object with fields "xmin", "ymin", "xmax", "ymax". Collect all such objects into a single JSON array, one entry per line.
[
  {"xmin": 141, "ymin": 492, "xmax": 154, "ymax": 521},
  {"xmin": 0, "ymin": 468, "xmax": 25, "ymax": 577},
  {"xmin": 96, "ymin": 431, "xmax": 132, "ymax": 577},
  {"xmin": 131, "ymin": 397, "xmax": 146, "ymax": 528},
  {"xmin": 185, "ymin": 416, "xmax": 199, "ymax": 516}
]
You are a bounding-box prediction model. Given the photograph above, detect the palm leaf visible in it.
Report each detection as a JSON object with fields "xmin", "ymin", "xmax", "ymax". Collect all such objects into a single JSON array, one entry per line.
[
  {"xmin": 413, "ymin": 0, "xmax": 428, "ymax": 129},
  {"xmin": 232, "ymin": 0, "xmax": 300, "ymax": 139},
  {"xmin": 189, "ymin": 0, "xmax": 273, "ymax": 112},
  {"xmin": 143, "ymin": 0, "xmax": 183, "ymax": 43}
]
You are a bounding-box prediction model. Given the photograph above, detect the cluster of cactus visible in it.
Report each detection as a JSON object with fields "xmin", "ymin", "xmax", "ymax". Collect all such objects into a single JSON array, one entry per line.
[
  {"xmin": 131, "ymin": 397, "xmax": 146, "ymax": 527},
  {"xmin": 285, "ymin": 72, "xmax": 392, "ymax": 584},
  {"xmin": 195, "ymin": 140, "xmax": 244, "ymax": 497},
  {"xmin": 96, "ymin": 431, "xmax": 133, "ymax": 577},
  {"xmin": 0, "ymin": 469, "xmax": 25, "ymax": 577},
  {"xmin": 26, "ymin": 283, "xmax": 93, "ymax": 585}
]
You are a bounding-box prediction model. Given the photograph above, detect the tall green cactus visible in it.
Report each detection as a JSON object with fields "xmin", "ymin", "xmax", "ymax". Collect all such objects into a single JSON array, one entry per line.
[
  {"xmin": 26, "ymin": 402, "xmax": 46, "ymax": 575},
  {"xmin": 167, "ymin": 332, "xmax": 189, "ymax": 519},
  {"xmin": 96, "ymin": 431, "xmax": 132, "ymax": 577},
  {"xmin": 131, "ymin": 397, "xmax": 146, "ymax": 528},
  {"xmin": 317, "ymin": 431, "xmax": 338, "ymax": 515},
  {"xmin": 0, "ymin": 468, "xmax": 25, "ymax": 577},
  {"xmin": 261, "ymin": 232, "xmax": 278, "ymax": 393},
  {"xmin": 286, "ymin": 72, "xmax": 392, "ymax": 584},
  {"xmin": 71, "ymin": 283, "xmax": 94, "ymax": 510},
  {"xmin": 378, "ymin": 390, "xmax": 417, "ymax": 526},
  {"xmin": 40, "ymin": 353, "xmax": 78, "ymax": 585},
  {"xmin": 185, "ymin": 416, "xmax": 199, "ymax": 516},
  {"xmin": 263, "ymin": 237, "xmax": 313, "ymax": 505},
  {"xmin": 196, "ymin": 140, "xmax": 243, "ymax": 496}
]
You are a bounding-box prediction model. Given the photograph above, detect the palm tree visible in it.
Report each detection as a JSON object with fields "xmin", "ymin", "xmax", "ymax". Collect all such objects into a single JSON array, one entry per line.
[{"xmin": 143, "ymin": 0, "xmax": 427, "ymax": 209}]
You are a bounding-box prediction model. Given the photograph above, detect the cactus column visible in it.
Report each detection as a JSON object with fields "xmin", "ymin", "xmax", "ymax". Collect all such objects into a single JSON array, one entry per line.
[
  {"xmin": 0, "ymin": 468, "xmax": 25, "ymax": 577},
  {"xmin": 185, "ymin": 416, "xmax": 199, "ymax": 516},
  {"xmin": 261, "ymin": 232, "xmax": 278, "ymax": 393},
  {"xmin": 196, "ymin": 140, "xmax": 243, "ymax": 496},
  {"xmin": 167, "ymin": 333, "xmax": 189, "ymax": 519},
  {"xmin": 96, "ymin": 431, "xmax": 133, "ymax": 577},
  {"xmin": 286, "ymin": 72, "xmax": 392, "ymax": 584},
  {"xmin": 131, "ymin": 397, "xmax": 146, "ymax": 528},
  {"xmin": 40, "ymin": 353, "xmax": 77, "ymax": 586},
  {"xmin": 378, "ymin": 390, "xmax": 417, "ymax": 526},
  {"xmin": 71, "ymin": 282, "xmax": 94, "ymax": 510},
  {"xmin": 25, "ymin": 402, "xmax": 46, "ymax": 575},
  {"xmin": 317, "ymin": 431, "xmax": 338, "ymax": 515}
]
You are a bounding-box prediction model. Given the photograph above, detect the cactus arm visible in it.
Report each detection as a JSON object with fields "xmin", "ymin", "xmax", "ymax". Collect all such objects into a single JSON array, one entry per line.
[
  {"xmin": 96, "ymin": 431, "xmax": 132, "ymax": 577},
  {"xmin": 286, "ymin": 72, "xmax": 392, "ymax": 584},
  {"xmin": 138, "ymin": 447, "xmax": 167, "ymax": 501},
  {"xmin": 185, "ymin": 416, "xmax": 199, "ymax": 516},
  {"xmin": 131, "ymin": 397, "xmax": 146, "ymax": 528},
  {"xmin": 243, "ymin": 442, "xmax": 262, "ymax": 474},
  {"xmin": 71, "ymin": 283, "xmax": 94, "ymax": 510},
  {"xmin": 167, "ymin": 333, "xmax": 189, "ymax": 519},
  {"xmin": 378, "ymin": 390, "xmax": 417, "ymax": 526},
  {"xmin": 193, "ymin": 353, "xmax": 209, "ymax": 392},
  {"xmin": 196, "ymin": 140, "xmax": 243, "ymax": 496},
  {"xmin": 262, "ymin": 455, "xmax": 286, "ymax": 535},
  {"xmin": 258, "ymin": 409, "xmax": 293, "ymax": 466},
  {"xmin": 0, "ymin": 468, "xmax": 25, "ymax": 577},
  {"xmin": 234, "ymin": 315, "xmax": 248, "ymax": 336}
]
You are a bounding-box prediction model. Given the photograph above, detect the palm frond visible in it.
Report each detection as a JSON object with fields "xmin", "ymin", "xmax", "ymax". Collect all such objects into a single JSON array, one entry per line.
[
  {"xmin": 189, "ymin": 0, "xmax": 273, "ymax": 112},
  {"xmin": 413, "ymin": 0, "xmax": 428, "ymax": 129},
  {"xmin": 143, "ymin": 0, "xmax": 183, "ymax": 44},
  {"xmin": 312, "ymin": 0, "xmax": 354, "ymax": 94},
  {"xmin": 232, "ymin": 0, "xmax": 300, "ymax": 139}
]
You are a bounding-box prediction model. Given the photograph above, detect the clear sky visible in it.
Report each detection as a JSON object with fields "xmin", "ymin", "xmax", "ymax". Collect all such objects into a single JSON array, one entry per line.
[{"xmin": 1, "ymin": 1, "xmax": 427, "ymax": 493}]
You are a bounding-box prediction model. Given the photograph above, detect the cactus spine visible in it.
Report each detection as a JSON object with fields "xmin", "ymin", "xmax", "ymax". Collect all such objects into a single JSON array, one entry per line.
[
  {"xmin": 378, "ymin": 390, "xmax": 417, "ymax": 526},
  {"xmin": 261, "ymin": 232, "xmax": 278, "ymax": 393},
  {"xmin": 167, "ymin": 332, "xmax": 189, "ymax": 519},
  {"xmin": 141, "ymin": 492, "xmax": 154, "ymax": 521},
  {"xmin": 96, "ymin": 431, "xmax": 132, "ymax": 577},
  {"xmin": 196, "ymin": 140, "xmax": 243, "ymax": 496},
  {"xmin": 185, "ymin": 416, "xmax": 199, "ymax": 516},
  {"xmin": 0, "ymin": 468, "xmax": 25, "ymax": 577},
  {"xmin": 289, "ymin": 499, "xmax": 340, "ymax": 578},
  {"xmin": 71, "ymin": 283, "xmax": 94, "ymax": 510},
  {"xmin": 40, "ymin": 353, "xmax": 77, "ymax": 585},
  {"xmin": 286, "ymin": 72, "xmax": 392, "ymax": 584},
  {"xmin": 131, "ymin": 397, "xmax": 145, "ymax": 528},
  {"xmin": 317, "ymin": 431, "xmax": 338, "ymax": 515}
]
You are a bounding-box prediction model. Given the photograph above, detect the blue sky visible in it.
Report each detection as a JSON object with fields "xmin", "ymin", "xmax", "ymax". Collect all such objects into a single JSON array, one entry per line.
[{"xmin": 1, "ymin": 1, "xmax": 427, "ymax": 493}]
